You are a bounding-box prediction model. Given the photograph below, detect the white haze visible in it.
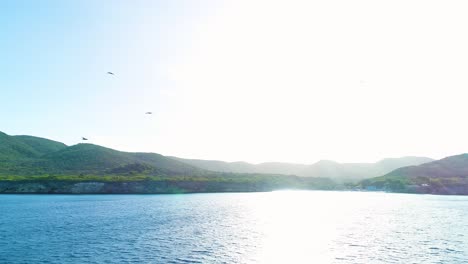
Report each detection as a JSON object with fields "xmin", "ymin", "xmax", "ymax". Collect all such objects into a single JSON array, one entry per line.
[{"xmin": 26, "ymin": 0, "xmax": 468, "ymax": 164}]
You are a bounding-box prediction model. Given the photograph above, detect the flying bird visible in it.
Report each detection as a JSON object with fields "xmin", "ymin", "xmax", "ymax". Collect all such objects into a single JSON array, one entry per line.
[
  {"xmin": 107, "ymin": 72, "xmax": 115, "ymax": 76},
  {"xmin": 145, "ymin": 112, "xmax": 152, "ymax": 115},
  {"xmin": 82, "ymin": 137, "xmax": 88, "ymax": 141}
]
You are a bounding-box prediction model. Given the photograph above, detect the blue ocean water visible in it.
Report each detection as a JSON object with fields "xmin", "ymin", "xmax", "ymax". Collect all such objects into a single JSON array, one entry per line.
[{"xmin": 0, "ymin": 191, "xmax": 467, "ymax": 263}]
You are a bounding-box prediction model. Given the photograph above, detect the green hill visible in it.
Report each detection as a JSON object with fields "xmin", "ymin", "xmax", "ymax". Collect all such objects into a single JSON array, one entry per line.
[
  {"xmin": 14, "ymin": 135, "xmax": 67, "ymax": 155},
  {"xmin": 0, "ymin": 132, "xmax": 67, "ymax": 161},
  {"xmin": 360, "ymin": 154, "xmax": 468, "ymax": 195},
  {"xmin": 0, "ymin": 131, "xmax": 203, "ymax": 177},
  {"xmin": 2, "ymin": 143, "xmax": 203, "ymax": 176},
  {"xmin": 37, "ymin": 144, "xmax": 137, "ymax": 173},
  {"xmin": 0, "ymin": 131, "xmax": 337, "ymax": 193},
  {"xmin": 35, "ymin": 143, "xmax": 203, "ymax": 175}
]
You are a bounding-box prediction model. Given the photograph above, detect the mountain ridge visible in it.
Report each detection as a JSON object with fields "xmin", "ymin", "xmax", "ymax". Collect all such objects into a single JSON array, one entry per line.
[
  {"xmin": 1, "ymin": 131, "xmax": 432, "ymax": 181},
  {"xmin": 361, "ymin": 153, "xmax": 468, "ymax": 195},
  {"xmin": 0, "ymin": 132, "xmax": 337, "ymax": 193},
  {"xmin": 171, "ymin": 156, "xmax": 434, "ymax": 182},
  {"xmin": 3, "ymin": 130, "xmax": 467, "ymax": 195},
  {"xmin": 0, "ymin": 132, "xmax": 67, "ymax": 161},
  {"xmin": 0, "ymin": 132, "xmax": 203, "ymax": 177}
]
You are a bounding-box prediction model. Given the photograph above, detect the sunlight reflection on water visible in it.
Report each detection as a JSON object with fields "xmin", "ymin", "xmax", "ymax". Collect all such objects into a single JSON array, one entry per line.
[{"xmin": 0, "ymin": 191, "xmax": 467, "ymax": 263}]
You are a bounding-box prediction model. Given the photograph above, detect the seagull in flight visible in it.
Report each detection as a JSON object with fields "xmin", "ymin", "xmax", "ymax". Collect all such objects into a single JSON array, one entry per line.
[
  {"xmin": 82, "ymin": 137, "xmax": 88, "ymax": 141},
  {"xmin": 107, "ymin": 72, "xmax": 115, "ymax": 76}
]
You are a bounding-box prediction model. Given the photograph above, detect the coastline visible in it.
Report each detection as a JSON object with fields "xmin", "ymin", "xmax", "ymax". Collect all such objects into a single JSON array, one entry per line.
[
  {"xmin": 0, "ymin": 179, "xmax": 335, "ymax": 195},
  {"xmin": 1, "ymin": 179, "xmax": 467, "ymax": 195}
]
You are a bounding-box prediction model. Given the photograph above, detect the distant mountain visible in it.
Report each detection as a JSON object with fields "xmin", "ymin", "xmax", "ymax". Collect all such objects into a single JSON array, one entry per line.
[
  {"xmin": 0, "ymin": 131, "xmax": 433, "ymax": 182},
  {"xmin": 171, "ymin": 156, "xmax": 434, "ymax": 182},
  {"xmin": 386, "ymin": 154, "xmax": 468, "ymax": 178},
  {"xmin": 169, "ymin": 158, "xmax": 307, "ymax": 175},
  {"xmin": 361, "ymin": 154, "xmax": 468, "ymax": 195},
  {"xmin": 2, "ymin": 131, "xmax": 467, "ymax": 195},
  {"xmin": 0, "ymin": 131, "xmax": 337, "ymax": 193},
  {"xmin": 300, "ymin": 157, "xmax": 434, "ymax": 182}
]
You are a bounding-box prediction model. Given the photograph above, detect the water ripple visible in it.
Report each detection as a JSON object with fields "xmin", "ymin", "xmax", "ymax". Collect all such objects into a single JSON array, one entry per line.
[{"xmin": 0, "ymin": 192, "xmax": 467, "ymax": 263}]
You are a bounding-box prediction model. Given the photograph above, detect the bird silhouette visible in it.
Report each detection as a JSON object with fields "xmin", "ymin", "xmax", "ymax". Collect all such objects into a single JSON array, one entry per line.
[
  {"xmin": 82, "ymin": 137, "xmax": 88, "ymax": 141},
  {"xmin": 107, "ymin": 72, "xmax": 115, "ymax": 75},
  {"xmin": 145, "ymin": 112, "xmax": 152, "ymax": 115}
]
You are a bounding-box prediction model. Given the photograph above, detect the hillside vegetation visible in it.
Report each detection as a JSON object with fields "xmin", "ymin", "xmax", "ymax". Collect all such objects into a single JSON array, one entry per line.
[
  {"xmin": 0, "ymin": 132, "xmax": 66, "ymax": 161},
  {"xmin": 0, "ymin": 131, "xmax": 336, "ymax": 193},
  {"xmin": 360, "ymin": 154, "xmax": 468, "ymax": 195},
  {"xmin": 3, "ymin": 131, "xmax": 467, "ymax": 195}
]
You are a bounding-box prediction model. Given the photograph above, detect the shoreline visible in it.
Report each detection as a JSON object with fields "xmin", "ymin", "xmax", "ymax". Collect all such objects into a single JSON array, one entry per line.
[{"xmin": 0, "ymin": 180, "xmax": 466, "ymax": 195}]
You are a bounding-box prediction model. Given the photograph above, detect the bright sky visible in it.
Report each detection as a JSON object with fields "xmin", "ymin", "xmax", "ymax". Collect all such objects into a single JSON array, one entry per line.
[{"xmin": 2, "ymin": 0, "xmax": 468, "ymax": 164}]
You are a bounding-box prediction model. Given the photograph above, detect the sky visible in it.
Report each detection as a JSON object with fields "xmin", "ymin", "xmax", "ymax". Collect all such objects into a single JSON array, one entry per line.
[{"xmin": 2, "ymin": 0, "xmax": 468, "ymax": 164}]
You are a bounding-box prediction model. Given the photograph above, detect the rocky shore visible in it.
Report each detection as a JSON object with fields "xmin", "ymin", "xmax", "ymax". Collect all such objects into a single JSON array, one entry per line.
[{"xmin": 0, "ymin": 180, "xmax": 323, "ymax": 194}]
